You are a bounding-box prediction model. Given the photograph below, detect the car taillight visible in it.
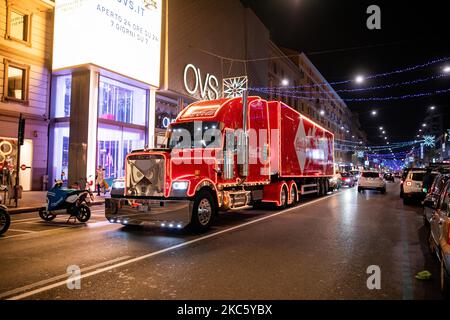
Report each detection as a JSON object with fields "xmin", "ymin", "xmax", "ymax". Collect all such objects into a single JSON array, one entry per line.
[{"xmin": 406, "ymin": 181, "xmax": 412, "ymax": 186}]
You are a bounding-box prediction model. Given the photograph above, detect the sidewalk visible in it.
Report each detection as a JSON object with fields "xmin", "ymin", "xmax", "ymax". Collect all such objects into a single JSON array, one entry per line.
[{"xmin": 2, "ymin": 191, "xmax": 106, "ymax": 214}]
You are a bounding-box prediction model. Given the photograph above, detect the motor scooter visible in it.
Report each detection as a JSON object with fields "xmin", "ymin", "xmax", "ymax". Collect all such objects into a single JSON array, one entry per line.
[
  {"xmin": 0, "ymin": 205, "xmax": 10, "ymax": 235},
  {"xmin": 39, "ymin": 181, "xmax": 92, "ymax": 223}
]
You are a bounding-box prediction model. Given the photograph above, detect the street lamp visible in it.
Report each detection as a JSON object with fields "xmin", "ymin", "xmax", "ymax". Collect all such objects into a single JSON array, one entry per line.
[
  {"xmin": 281, "ymin": 79, "xmax": 289, "ymax": 86},
  {"xmin": 422, "ymin": 123, "xmax": 427, "ymax": 127},
  {"xmin": 429, "ymin": 105, "xmax": 436, "ymax": 111},
  {"xmin": 371, "ymin": 110, "xmax": 377, "ymax": 116},
  {"xmin": 444, "ymin": 66, "xmax": 450, "ymax": 73},
  {"xmin": 379, "ymin": 126, "xmax": 383, "ymax": 131},
  {"xmin": 320, "ymin": 110, "xmax": 325, "ymax": 116},
  {"xmin": 355, "ymin": 75, "xmax": 365, "ymax": 84}
]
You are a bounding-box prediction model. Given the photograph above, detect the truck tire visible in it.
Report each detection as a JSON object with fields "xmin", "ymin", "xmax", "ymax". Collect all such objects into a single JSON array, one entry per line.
[
  {"xmin": 189, "ymin": 190, "xmax": 216, "ymax": 233},
  {"xmin": 278, "ymin": 186, "xmax": 288, "ymax": 209},
  {"xmin": 325, "ymin": 179, "xmax": 330, "ymax": 194},
  {"xmin": 289, "ymin": 183, "xmax": 298, "ymax": 206}
]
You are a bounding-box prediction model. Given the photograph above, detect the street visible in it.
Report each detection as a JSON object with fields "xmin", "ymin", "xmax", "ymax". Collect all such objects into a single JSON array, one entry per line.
[{"xmin": 0, "ymin": 181, "xmax": 442, "ymax": 300}]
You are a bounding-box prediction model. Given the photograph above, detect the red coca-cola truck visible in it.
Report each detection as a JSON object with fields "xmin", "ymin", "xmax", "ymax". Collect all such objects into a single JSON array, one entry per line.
[{"xmin": 106, "ymin": 94, "xmax": 334, "ymax": 232}]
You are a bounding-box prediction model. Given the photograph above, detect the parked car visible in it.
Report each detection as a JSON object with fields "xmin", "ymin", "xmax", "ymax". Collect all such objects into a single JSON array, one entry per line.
[
  {"xmin": 349, "ymin": 170, "xmax": 361, "ymax": 182},
  {"xmin": 403, "ymin": 169, "xmax": 438, "ymax": 205},
  {"xmin": 340, "ymin": 172, "xmax": 355, "ymax": 187},
  {"xmin": 383, "ymin": 173, "xmax": 395, "ymax": 183},
  {"xmin": 358, "ymin": 171, "xmax": 386, "ymax": 193},
  {"xmin": 329, "ymin": 173, "xmax": 342, "ymax": 191},
  {"xmin": 423, "ymin": 174, "xmax": 450, "ymax": 225},
  {"xmin": 426, "ymin": 180, "xmax": 450, "ymax": 298},
  {"xmin": 400, "ymin": 168, "xmax": 413, "ymax": 198}
]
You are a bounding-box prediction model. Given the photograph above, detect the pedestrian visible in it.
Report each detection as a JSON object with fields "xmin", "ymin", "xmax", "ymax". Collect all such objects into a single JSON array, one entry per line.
[{"xmin": 96, "ymin": 165, "xmax": 104, "ymax": 196}]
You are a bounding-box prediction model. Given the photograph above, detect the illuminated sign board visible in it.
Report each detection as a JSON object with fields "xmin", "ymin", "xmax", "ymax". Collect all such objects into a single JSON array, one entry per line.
[
  {"xmin": 53, "ymin": 0, "xmax": 162, "ymax": 87},
  {"xmin": 183, "ymin": 64, "xmax": 220, "ymax": 100}
]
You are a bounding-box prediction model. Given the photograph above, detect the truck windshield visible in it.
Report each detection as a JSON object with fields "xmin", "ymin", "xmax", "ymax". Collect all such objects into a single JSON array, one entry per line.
[{"xmin": 165, "ymin": 121, "xmax": 222, "ymax": 149}]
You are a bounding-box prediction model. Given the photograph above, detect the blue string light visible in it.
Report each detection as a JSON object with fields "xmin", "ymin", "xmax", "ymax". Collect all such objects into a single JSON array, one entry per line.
[
  {"xmin": 261, "ymin": 74, "xmax": 448, "ymax": 94},
  {"xmin": 250, "ymin": 56, "xmax": 450, "ymax": 90},
  {"xmin": 252, "ymin": 88, "xmax": 450, "ymax": 102}
]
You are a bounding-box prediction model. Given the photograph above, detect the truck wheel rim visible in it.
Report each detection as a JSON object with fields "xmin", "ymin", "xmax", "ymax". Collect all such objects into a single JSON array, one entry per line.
[
  {"xmin": 198, "ymin": 199, "xmax": 212, "ymax": 226},
  {"xmin": 290, "ymin": 187, "xmax": 296, "ymax": 203},
  {"xmin": 281, "ymin": 189, "xmax": 287, "ymax": 206}
]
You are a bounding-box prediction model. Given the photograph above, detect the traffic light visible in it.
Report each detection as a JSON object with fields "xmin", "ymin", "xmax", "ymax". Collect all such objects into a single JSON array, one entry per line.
[{"xmin": 18, "ymin": 117, "xmax": 25, "ymax": 146}]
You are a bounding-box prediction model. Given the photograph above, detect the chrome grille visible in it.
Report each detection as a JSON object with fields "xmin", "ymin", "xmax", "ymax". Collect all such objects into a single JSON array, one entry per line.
[{"xmin": 126, "ymin": 154, "xmax": 165, "ymax": 197}]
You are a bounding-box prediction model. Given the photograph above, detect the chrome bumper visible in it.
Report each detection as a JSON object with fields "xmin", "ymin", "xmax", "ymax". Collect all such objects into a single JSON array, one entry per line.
[{"xmin": 105, "ymin": 198, "xmax": 193, "ymax": 229}]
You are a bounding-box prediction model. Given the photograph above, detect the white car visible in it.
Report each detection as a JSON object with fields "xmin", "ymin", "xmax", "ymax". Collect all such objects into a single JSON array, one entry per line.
[
  {"xmin": 402, "ymin": 169, "xmax": 427, "ymax": 205},
  {"xmin": 358, "ymin": 171, "xmax": 386, "ymax": 194}
]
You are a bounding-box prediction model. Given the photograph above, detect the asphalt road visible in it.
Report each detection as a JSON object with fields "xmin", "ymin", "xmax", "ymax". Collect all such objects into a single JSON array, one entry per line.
[{"xmin": 0, "ymin": 181, "xmax": 443, "ymax": 300}]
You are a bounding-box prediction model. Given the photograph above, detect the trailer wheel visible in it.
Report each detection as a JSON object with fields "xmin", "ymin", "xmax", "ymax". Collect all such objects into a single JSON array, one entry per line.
[
  {"xmin": 189, "ymin": 190, "xmax": 216, "ymax": 233},
  {"xmin": 289, "ymin": 183, "xmax": 298, "ymax": 206},
  {"xmin": 278, "ymin": 186, "xmax": 288, "ymax": 209}
]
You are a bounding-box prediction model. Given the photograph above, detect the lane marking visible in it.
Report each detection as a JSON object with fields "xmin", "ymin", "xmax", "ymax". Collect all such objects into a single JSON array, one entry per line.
[
  {"xmin": 0, "ymin": 222, "xmax": 118, "ymax": 240},
  {"xmin": 8, "ymin": 229, "xmax": 37, "ymax": 234},
  {"xmin": 7, "ymin": 191, "xmax": 343, "ymax": 300},
  {"xmin": 0, "ymin": 256, "xmax": 130, "ymax": 300}
]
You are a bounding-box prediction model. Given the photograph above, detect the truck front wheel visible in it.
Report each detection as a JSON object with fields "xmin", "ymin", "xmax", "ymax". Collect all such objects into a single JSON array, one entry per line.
[{"xmin": 189, "ymin": 190, "xmax": 216, "ymax": 233}]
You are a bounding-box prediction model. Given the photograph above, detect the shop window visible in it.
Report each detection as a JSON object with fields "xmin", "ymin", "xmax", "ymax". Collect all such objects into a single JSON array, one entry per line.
[
  {"xmin": 6, "ymin": 5, "xmax": 31, "ymax": 45},
  {"xmin": 98, "ymin": 76, "xmax": 147, "ymax": 126},
  {"xmin": 51, "ymin": 123, "xmax": 70, "ymax": 182},
  {"xmin": 97, "ymin": 124, "xmax": 145, "ymax": 180},
  {"xmin": 52, "ymin": 75, "xmax": 72, "ymax": 118},
  {"xmin": 3, "ymin": 60, "xmax": 29, "ymax": 103}
]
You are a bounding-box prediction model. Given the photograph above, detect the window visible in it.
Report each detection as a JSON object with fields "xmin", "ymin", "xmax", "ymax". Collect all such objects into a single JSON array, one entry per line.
[
  {"xmin": 52, "ymin": 75, "xmax": 72, "ymax": 118},
  {"xmin": 3, "ymin": 60, "xmax": 29, "ymax": 103},
  {"xmin": 7, "ymin": 6, "xmax": 31, "ymax": 44},
  {"xmin": 98, "ymin": 76, "xmax": 147, "ymax": 126}
]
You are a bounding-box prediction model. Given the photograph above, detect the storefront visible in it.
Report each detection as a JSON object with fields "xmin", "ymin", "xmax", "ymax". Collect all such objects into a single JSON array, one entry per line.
[{"xmin": 48, "ymin": 0, "xmax": 162, "ymax": 186}]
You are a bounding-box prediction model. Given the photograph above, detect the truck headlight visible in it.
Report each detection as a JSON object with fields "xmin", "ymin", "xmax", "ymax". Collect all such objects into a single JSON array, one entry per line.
[
  {"xmin": 112, "ymin": 181, "xmax": 125, "ymax": 189},
  {"xmin": 172, "ymin": 181, "xmax": 189, "ymax": 190}
]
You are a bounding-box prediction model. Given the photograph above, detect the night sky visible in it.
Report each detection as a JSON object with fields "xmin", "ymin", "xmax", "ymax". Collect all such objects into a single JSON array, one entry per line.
[{"xmin": 242, "ymin": 0, "xmax": 450, "ymax": 146}]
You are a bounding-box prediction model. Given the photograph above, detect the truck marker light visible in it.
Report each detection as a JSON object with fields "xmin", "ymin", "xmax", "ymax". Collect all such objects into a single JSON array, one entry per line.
[{"xmin": 406, "ymin": 181, "xmax": 412, "ymax": 186}]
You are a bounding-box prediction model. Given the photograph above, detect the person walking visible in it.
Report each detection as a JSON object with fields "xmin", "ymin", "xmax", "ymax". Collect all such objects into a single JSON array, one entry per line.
[{"xmin": 96, "ymin": 166, "xmax": 105, "ymax": 196}]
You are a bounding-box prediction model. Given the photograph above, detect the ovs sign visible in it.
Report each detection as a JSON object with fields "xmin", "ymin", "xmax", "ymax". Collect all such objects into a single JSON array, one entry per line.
[{"xmin": 183, "ymin": 64, "xmax": 220, "ymax": 100}]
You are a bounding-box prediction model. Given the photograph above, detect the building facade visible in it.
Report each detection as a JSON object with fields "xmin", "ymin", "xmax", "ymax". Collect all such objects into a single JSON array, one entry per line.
[
  {"xmin": 0, "ymin": 0, "xmax": 54, "ymax": 191},
  {"xmin": 1, "ymin": 0, "xmax": 367, "ymax": 190}
]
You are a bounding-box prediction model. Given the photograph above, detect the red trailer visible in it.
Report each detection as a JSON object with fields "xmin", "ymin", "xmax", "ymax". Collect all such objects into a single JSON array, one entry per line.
[{"xmin": 106, "ymin": 95, "xmax": 334, "ymax": 232}]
